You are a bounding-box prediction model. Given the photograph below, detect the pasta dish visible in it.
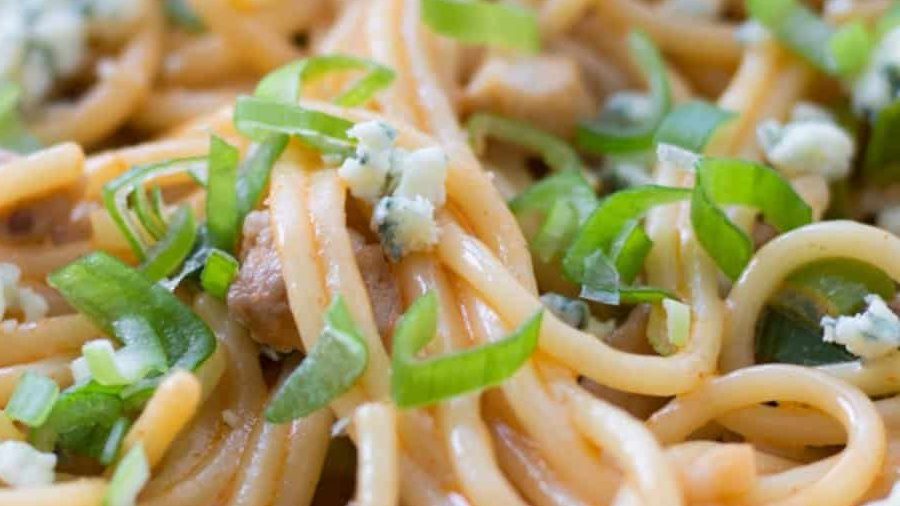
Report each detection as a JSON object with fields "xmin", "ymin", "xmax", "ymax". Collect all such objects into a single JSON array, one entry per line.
[{"xmin": 3, "ymin": 0, "xmax": 900, "ymax": 505}]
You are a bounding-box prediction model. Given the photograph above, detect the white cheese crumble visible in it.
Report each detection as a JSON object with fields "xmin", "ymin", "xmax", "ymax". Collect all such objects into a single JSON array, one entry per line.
[
  {"xmin": 821, "ymin": 294, "xmax": 900, "ymax": 359},
  {"xmin": 372, "ymin": 196, "xmax": 439, "ymax": 261},
  {"xmin": 757, "ymin": 112, "xmax": 855, "ymax": 181},
  {"xmin": 852, "ymin": 27, "xmax": 900, "ymax": 116},
  {"xmin": 338, "ymin": 120, "xmax": 448, "ymax": 260},
  {"xmin": 0, "ymin": 263, "xmax": 48, "ymax": 323},
  {"xmin": 338, "ymin": 121, "xmax": 398, "ymax": 202},
  {"xmin": 824, "ymin": 0, "xmax": 854, "ymax": 17},
  {"xmin": 394, "ymin": 147, "xmax": 448, "ymax": 206},
  {"xmin": 0, "ymin": 440, "xmax": 56, "ymax": 488},
  {"xmin": 0, "ymin": 0, "xmax": 143, "ymax": 107}
]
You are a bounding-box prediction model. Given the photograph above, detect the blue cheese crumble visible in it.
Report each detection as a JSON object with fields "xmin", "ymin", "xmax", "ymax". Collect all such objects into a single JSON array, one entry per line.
[
  {"xmin": 0, "ymin": 0, "xmax": 144, "ymax": 107},
  {"xmin": 0, "ymin": 440, "xmax": 56, "ymax": 488},
  {"xmin": 757, "ymin": 103, "xmax": 855, "ymax": 181},
  {"xmin": 338, "ymin": 120, "xmax": 448, "ymax": 261},
  {"xmin": 821, "ymin": 294, "xmax": 900, "ymax": 360},
  {"xmin": 851, "ymin": 26, "xmax": 900, "ymax": 116}
]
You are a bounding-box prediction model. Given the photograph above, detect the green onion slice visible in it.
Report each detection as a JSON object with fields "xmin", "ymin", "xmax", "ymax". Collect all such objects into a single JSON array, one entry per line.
[
  {"xmin": 30, "ymin": 382, "xmax": 124, "ymax": 456},
  {"xmin": 206, "ymin": 136, "xmax": 240, "ymax": 253},
  {"xmin": 5, "ymin": 372, "xmax": 59, "ymax": 427},
  {"xmin": 255, "ymin": 55, "xmax": 396, "ymax": 106},
  {"xmin": 236, "ymin": 135, "xmax": 290, "ymax": 219},
  {"xmin": 877, "ymin": 2, "xmax": 900, "ymax": 37},
  {"xmin": 391, "ymin": 292, "xmax": 543, "ymax": 408},
  {"xmin": 81, "ymin": 338, "xmax": 166, "ymax": 387},
  {"xmin": 49, "ymin": 252, "xmax": 217, "ymax": 372},
  {"xmin": 105, "ymin": 443, "xmax": 150, "ymax": 506},
  {"xmin": 691, "ymin": 158, "xmax": 812, "ymax": 280},
  {"xmin": 829, "ymin": 21, "xmax": 874, "ymax": 77},
  {"xmin": 580, "ymin": 238, "xmax": 676, "ymax": 306},
  {"xmin": 654, "ymin": 101, "xmax": 736, "ymax": 153},
  {"xmin": 99, "ymin": 417, "xmax": 131, "ymax": 467},
  {"xmin": 864, "ymin": 100, "xmax": 900, "ymax": 182},
  {"xmin": 562, "ymin": 185, "xmax": 692, "ymax": 283},
  {"xmin": 200, "ymin": 249, "xmax": 239, "ymax": 300},
  {"xmin": 577, "ymin": 31, "xmax": 671, "ymax": 155},
  {"xmin": 748, "ymin": 0, "xmax": 833, "ymax": 71},
  {"xmin": 467, "ymin": 113, "xmax": 586, "ymax": 173},
  {"xmin": 131, "ymin": 188, "xmax": 167, "ymax": 241},
  {"xmin": 421, "ymin": 0, "xmax": 540, "ymax": 53},
  {"xmin": 233, "ymin": 96, "xmax": 355, "ymax": 154},
  {"xmin": 510, "ymin": 171, "xmax": 598, "ymax": 262},
  {"xmin": 531, "ymin": 199, "xmax": 580, "ymax": 264},
  {"xmin": 265, "ymin": 296, "xmax": 368, "ymax": 423},
  {"xmin": 140, "ymin": 206, "xmax": 197, "ymax": 282},
  {"xmin": 102, "ymin": 157, "xmax": 206, "ymax": 260},
  {"xmin": 233, "ymin": 56, "xmax": 394, "ymax": 217},
  {"xmin": 610, "ymin": 219, "xmax": 653, "ymax": 284}
]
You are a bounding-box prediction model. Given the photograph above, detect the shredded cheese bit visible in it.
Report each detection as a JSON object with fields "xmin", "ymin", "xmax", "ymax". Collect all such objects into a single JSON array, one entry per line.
[
  {"xmin": 0, "ymin": 440, "xmax": 56, "ymax": 488},
  {"xmin": 821, "ymin": 294, "xmax": 900, "ymax": 360},
  {"xmin": 852, "ymin": 27, "xmax": 900, "ymax": 116},
  {"xmin": 338, "ymin": 120, "xmax": 448, "ymax": 260},
  {"xmin": 757, "ymin": 103, "xmax": 855, "ymax": 181}
]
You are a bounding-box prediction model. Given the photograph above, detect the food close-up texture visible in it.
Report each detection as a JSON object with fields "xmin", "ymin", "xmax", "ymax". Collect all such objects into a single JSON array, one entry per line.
[{"xmin": 5, "ymin": 0, "xmax": 900, "ymax": 505}]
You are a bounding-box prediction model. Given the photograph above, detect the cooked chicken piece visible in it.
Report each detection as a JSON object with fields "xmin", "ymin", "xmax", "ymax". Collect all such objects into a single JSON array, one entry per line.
[
  {"xmin": 228, "ymin": 213, "xmax": 402, "ymax": 351},
  {"xmin": 228, "ymin": 211, "xmax": 302, "ymax": 351},
  {"xmin": 462, "ymin": 54, "xmax": 597, "ymax": 138},
  {"xmin": 348, "ymin": 230, "xmax": 401, "ymax": 342}
]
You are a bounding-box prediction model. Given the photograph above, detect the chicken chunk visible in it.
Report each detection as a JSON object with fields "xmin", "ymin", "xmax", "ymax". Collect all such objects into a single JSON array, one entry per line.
[
  {"xmin": 228, "ymin": 213, "xmax": 402, "ymax": 351},
  {"xmin": 462, "ymin": 54, "xmax": 597, "ymax": 137},
  {"xmin": 348, "ymin": 230, "xmax": 401, "ymax": 341},
  {"xmin": 227, "ymin": 211, "xmax": 302, "ymax": 351}
]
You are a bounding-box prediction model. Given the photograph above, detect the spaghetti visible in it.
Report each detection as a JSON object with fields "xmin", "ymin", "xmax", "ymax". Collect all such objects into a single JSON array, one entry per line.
[{"xmin": 2, "ymin": 0, "xmax": 900, "ymax": 505}]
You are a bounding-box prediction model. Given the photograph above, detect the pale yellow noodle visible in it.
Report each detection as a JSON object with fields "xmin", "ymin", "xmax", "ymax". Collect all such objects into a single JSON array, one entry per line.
[
  {"xmin": 0, "ymin": 143, "xmax": 84, "ymax": 213},
  {"xmin": 32, "ymin": 4, "xmax": 164, "ymax": 147},
  {"xmin": 0, "ymin": 315, "xmax": 98, "ymax": 367},
  {"xmin": 0, "ymin": 479, "xmax": 108, "ymax": 506},
  {"xmin": 648, "ymin": 365, "xmax": 885, "ymax": 506},
  {"xmin": 122, "ymin": 370, "xmax": 202, "ymax": 469},
  {"xmin": 189, "ymin": 0, "xmax": 304, "ymax": 74},
  {"xmin": 591, "ymin": 0, "xmax": 742, "ymax": 66},
  {"xmin": 353, "ymin": 402, "xmax": 400, "ymax": 506},
  {"xmin": 567, "ymin": 387, "xmax": 684, "ymax": 506}
]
